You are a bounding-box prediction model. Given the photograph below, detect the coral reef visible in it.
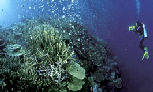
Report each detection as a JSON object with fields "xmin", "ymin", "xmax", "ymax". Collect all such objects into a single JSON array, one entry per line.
[
  {"xmin": 67, "ymin": 77, "xmax": 85, "ymax": 91},
  {"xmin": 4, "ymin": 44, "xmax": 25, "ymax": 57},
  {"xmin": 0, "ymin": 17, "xmax": 122, "ymax": 92},
  {"xmin": 66, "ymin": 61, "xmax": 85, "ymax": 91},
  {"xmin": 0, "ymin": 38, "xmax": 6, "ymax": 52},
  {"xmin": 66, "ymin": 61, "xmax": 85, "ymax": 80}
]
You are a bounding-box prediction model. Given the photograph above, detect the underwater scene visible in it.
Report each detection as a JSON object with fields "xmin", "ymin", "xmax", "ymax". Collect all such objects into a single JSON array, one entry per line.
[{"xmin": 0, "ymin": 0, "xmax": 153, "ymax": 92}]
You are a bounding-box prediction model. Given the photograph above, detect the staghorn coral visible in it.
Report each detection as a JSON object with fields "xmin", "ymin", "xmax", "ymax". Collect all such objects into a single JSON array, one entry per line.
[
  {"xmin": 0, "ymin": 56, "xmax": 23, "ymax": 91},
  {"xmin": 24, "ymin": 24, "xmax": 74, "ymax": 86},
  {"xmin": 29, "ymin": 24, "xmax": 74, "ymax": 64}
]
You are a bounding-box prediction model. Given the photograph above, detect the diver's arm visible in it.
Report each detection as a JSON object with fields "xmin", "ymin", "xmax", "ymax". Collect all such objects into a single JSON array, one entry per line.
[{"xmin": 135, "ymin": 26, "xmax": 141, "ymax": 33}]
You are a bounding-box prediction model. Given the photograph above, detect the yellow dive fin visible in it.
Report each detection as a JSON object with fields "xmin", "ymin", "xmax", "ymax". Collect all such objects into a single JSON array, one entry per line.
[{"xmin": 142, "ymin": 47, "xmax": 149, "ymax": 60}]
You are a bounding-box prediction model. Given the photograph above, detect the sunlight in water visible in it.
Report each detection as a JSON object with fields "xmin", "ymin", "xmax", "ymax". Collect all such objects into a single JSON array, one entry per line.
[
  {"xmin": 136, "ymin": 0, "xmax": 140, "ymax": 17},
  {"xmin": 0, "ymin": 0, "xmax": 10, "ymax": 14},
  {"xmin": 0, "ymin": 0, "xmax": 10, "ymax": 21},
  {"xmin": 0, "ymin": 0, "xmax": 18, "ymax": 27},
  {"xmin": 0, "ymin": 0, "xmax": 9, "ymax": 9}
]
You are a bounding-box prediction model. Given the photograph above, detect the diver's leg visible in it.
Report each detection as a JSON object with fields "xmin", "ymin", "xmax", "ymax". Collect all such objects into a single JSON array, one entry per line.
[{"xmin": 139, "ymin": 38, "xmax": 145, "ymax": 51}]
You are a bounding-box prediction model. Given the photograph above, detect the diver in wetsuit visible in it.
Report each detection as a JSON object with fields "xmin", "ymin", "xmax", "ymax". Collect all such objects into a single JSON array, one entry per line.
[{"xmin": 129, "ymin": 21, "xmax": 149, "ymax": 60}]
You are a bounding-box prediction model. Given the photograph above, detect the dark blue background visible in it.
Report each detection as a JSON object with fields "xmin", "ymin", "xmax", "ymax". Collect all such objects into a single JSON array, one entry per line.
[{"xmin": 86, "ymin": 0, "xmax": 153, "ymax": 92}]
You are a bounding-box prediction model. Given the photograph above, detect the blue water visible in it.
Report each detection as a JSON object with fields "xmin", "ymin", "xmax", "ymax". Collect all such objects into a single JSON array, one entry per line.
[
  {"xmin": 0, "ymin": 0, "xmax": 153, "ymax": 92},
  {"xmin": 101, "ymin": 1, "xmax": 153, "ymax": 92}
]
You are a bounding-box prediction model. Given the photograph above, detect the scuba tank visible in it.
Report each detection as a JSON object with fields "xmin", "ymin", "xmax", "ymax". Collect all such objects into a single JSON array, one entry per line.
[{"xmin": 143, "ymin": 24, "xmax": 147, "ymax": 38}]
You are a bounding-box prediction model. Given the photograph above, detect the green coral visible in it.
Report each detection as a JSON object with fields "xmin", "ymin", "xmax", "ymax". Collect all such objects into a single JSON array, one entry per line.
[
  {"xmin": 66, "ymin": 61, "xmax": 85, "ymax": 91},
  {"xmin": 23, "ymin": 24, "xmax": 75, "ymax": 86},
  {"xmin": 29, "ymin": 24, "xmax": 74, "ymax": 64},
  {"xmin": 66, "ymin": 61, "xmax": 85, "ymax": 80},
  {"xmin": 0, "ymin": 57, "xmax": 24, "ymax": 91},
  {"xmin": 67, "ymin": 77, "xmax": 85, "ymax": 91}
]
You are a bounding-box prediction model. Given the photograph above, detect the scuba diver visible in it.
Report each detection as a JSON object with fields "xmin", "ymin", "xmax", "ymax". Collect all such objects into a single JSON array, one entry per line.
[{"xmin": 129, "ymin": 21, "xmax": 149, "ymax": 60}]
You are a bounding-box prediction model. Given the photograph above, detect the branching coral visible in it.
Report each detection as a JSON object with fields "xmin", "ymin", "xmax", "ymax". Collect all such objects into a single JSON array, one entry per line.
[
  {"xmin": 24, "ymin": 24, "xmax": 75, "ymax": 86},
  {"xmin": 0, "ymin": 56, "xmax": 23, "ymax": 91},
  {"xmin": 29, "ymin": 24, "xmax": 74, "ymax": 64},
  {"xmin": 0, "ymin": 18, "xmax": 122, "ymax": 92}
]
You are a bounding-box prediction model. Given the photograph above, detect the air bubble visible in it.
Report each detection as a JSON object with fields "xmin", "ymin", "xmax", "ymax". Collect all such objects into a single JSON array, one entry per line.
[
  {"xmin": 62, "ymin": 15, "xmax": 65, "ymax": 18},
  {"xmin": 29, "ymin": 6, "xmax": 32, "ymax": 9}
]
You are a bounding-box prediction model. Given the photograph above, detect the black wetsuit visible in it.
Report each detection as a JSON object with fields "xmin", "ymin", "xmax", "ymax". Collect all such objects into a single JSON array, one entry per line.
[{"xmin": 135, "ymin": 22, "xmax": 145, "ymax": 51}]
